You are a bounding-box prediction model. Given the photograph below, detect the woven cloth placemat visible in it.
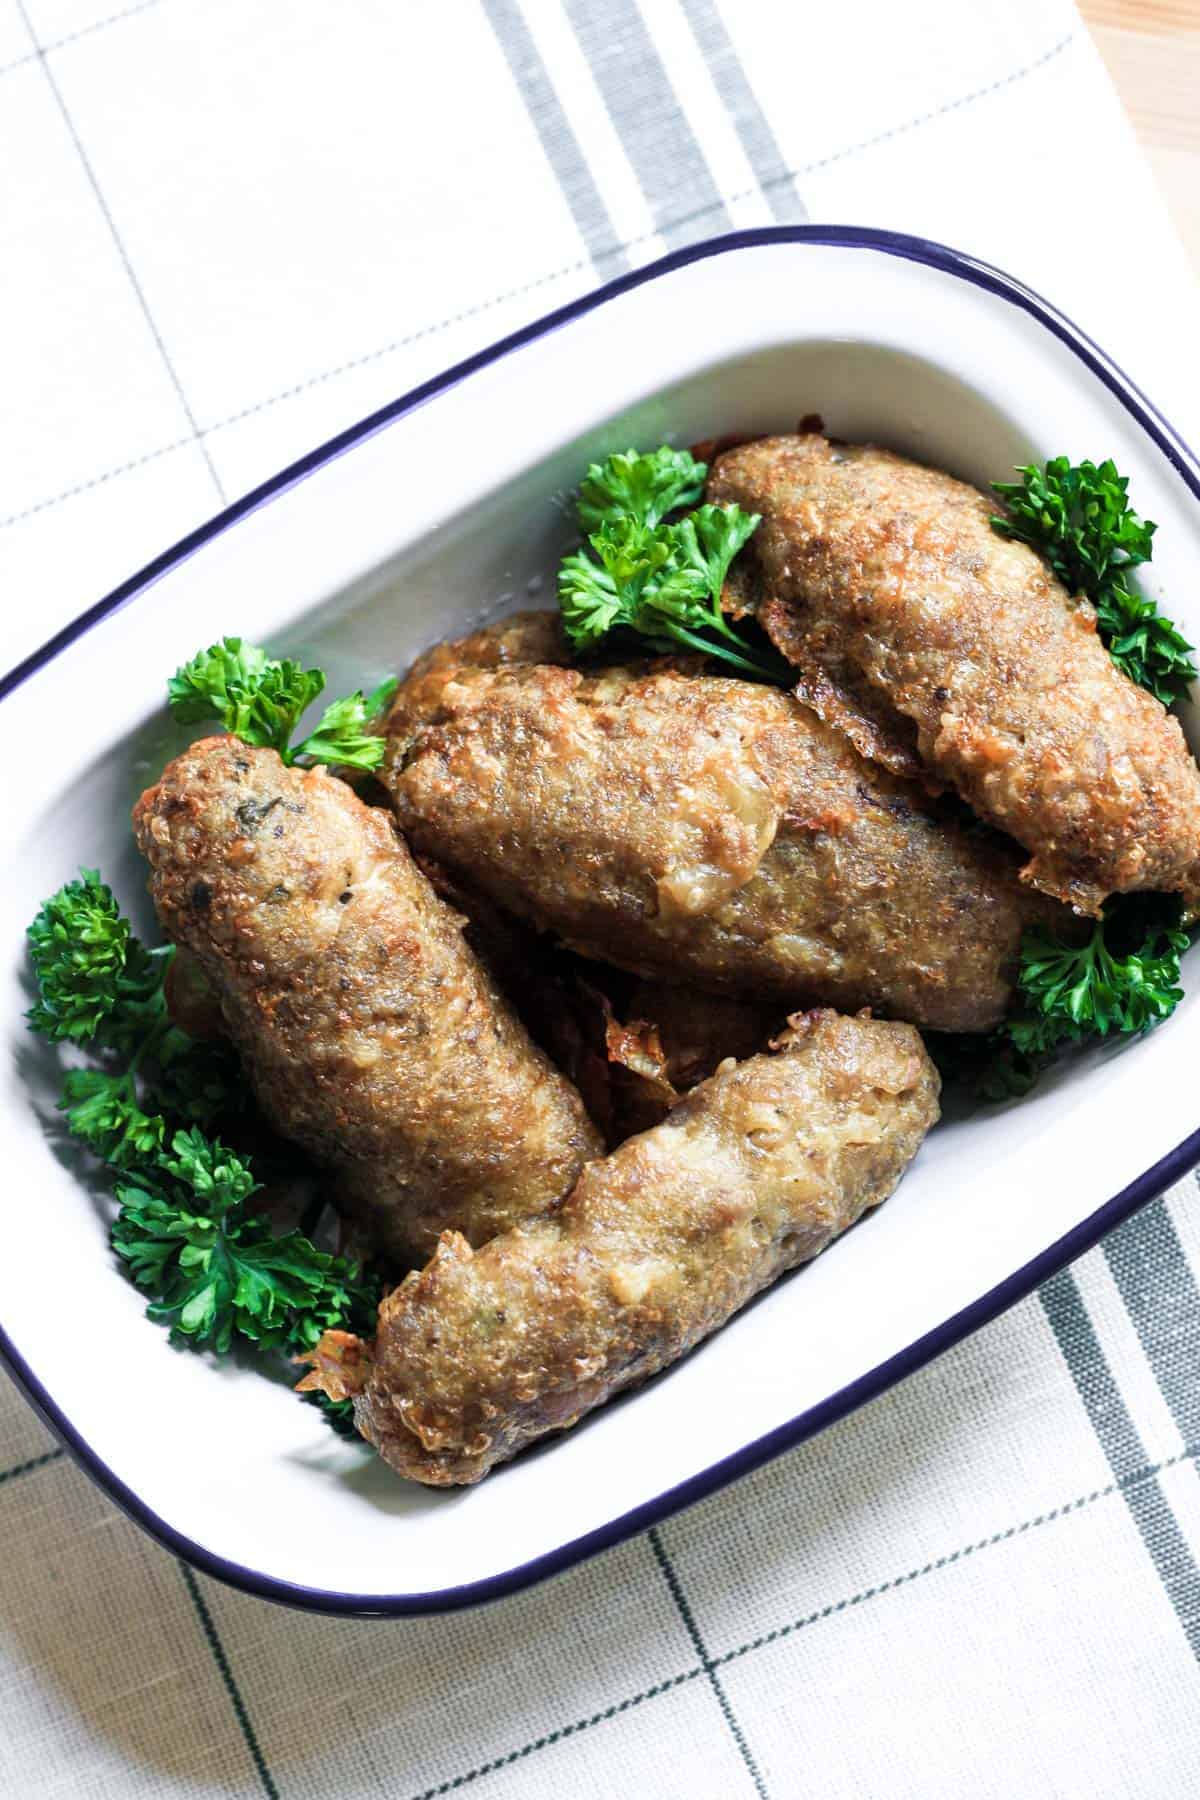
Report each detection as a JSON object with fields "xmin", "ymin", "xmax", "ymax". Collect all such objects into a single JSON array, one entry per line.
[{"xmin": 4, "ymin": 3, "xmax": 1200, "ymax": 1794}]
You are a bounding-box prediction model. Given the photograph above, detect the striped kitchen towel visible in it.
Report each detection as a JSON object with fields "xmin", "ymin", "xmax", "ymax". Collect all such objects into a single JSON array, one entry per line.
[{"xmin": 4, "ymin": 1, "xmax": 1200, "ymax": 1796}]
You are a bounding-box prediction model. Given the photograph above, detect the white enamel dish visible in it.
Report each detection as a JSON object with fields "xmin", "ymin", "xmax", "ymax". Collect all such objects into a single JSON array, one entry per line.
[{"xmin": 4, "ymin": 228, "xmax": 1200, "ymax": 1616}]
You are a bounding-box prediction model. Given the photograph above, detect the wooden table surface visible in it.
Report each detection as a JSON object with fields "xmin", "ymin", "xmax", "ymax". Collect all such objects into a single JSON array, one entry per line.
[{"xmin": 1081, "ymin": 0, "xmax": 1200, "ymax": 267}]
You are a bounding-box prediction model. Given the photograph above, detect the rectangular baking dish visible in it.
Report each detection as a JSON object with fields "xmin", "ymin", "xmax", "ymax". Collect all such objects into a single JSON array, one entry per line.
[{"xmin": 3, "ymin": 227, "xmax": 1200, "ymax": 1615}]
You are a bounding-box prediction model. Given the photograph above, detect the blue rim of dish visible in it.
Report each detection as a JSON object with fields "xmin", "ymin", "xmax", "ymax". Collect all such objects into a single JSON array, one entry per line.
[{"xmin": 4, "ymin": 224, "xmax": 1200, "ymax": 1616}]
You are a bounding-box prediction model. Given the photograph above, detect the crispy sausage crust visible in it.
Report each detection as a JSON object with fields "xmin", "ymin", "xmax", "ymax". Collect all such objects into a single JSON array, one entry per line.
[
  {"xmin": 382, "ymin": 655, "xmax": 1062, "ymax": 1033},
  {"xmin": 334, "ymin": 1011, "xmax": 939, "ymax": 1485},
  {"xmin": 132, "ymin": 737, "xmax": 601, "ymax": 1264},
  {"xmin": 708, "ymin": 434, "xmax": 1200, "ymax": 914}
]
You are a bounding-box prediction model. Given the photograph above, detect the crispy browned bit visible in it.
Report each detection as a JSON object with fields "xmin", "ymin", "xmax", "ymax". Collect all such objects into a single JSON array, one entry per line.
[
  {"xmin": 690, "ymin": 429, "xmax": 757, "ymax": 466},
  {"xmin": 758, "ymin": 589, "xmax": 929, "ymax": 785},
  {"xmin": 529, "ymin": 966, "xmax": 777, "ymax": 1145},
  {"xmin": 708, "ymin": 433, "xmax": 1200, "ymax": 914},
  {"xmin": 331, "ymin": 1010, "xmax": 939, "ymax": 1486},
  {"xmin": 133, "ymin": 737, "xmax": 602, "ymax": 1266},
  {"xmin": 540, "ymin": 969, "xmax": 676, "ymax": 1144},
  {"xmin": 603, "ymin": 982, "xmax": 779, "ymax": 1141},
  {"xmin": 719, "ymin": 551, "xmax": 766, "ymax": 623},
  {"xmin": 296, "ymin": 1329, "xmax": 373, "ymax": 1404},
  {"xmin": 381, "ymin": 650, "xmax": 1068, "ymax": 1033},
  {"xmin": 626, "ymin": 980, "xmax": 778, "ymax": 1089}
]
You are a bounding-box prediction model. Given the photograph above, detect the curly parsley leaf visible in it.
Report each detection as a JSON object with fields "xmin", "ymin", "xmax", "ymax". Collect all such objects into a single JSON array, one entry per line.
[
  {"xmin": 28, "ymin": 871, "xmax": 244, "ymax": 1138},
  {"xmin": 27, "ymin": 874, "xmax": 378, "ymax": 1429},
  {"xmin": 558, "ymin": 449, "xmax": 787, "ymax": 683},
  {"xmin": 558, "ymin": 520, "xmax": 675, "ymax": 650},
  {"xmin": 943, "ymin": 896, "xmax": 1188, "ymax": 1101},
  {"xmin": 990, "ymin": 457, "xmax": 1195, "ymax": 704},
  {"xmin": 168, "ymin": 639, "xmax": 325, "ymax": 755},
  {"xmin": 149, "ymin": 1035, "xmax": 243, "ymax": 1130},
  {"xmin": 577, "ymin": 447, "xmax": 706, "ymax": 536},
  {"xmin": 113, "ymin": 1163, "xmax": 377, "ymax": 1358},
  {"xmin": 158, "ymin": 1125, "xmax": 259, "ymax": 1214},
  {"xmin": 27, "ymin": 870, "xmax": 165, "ymax": 1052},
  {"xmin": 556, "ymin": 547, "xmax": 627, "ymax": 651},
  {"xmin": 168, "ymin": 638, "xmax": 393, "ymax": 769},
  {"xmin": 1010, "ymin": 896, "xmax": 1186, "ymax": 1050},
  {"xmin": 1095, "ymin": 585, "xmax": 1196, "ymax": 706},
  {"xmin": 926, "ymin": 1032, "xmax": 1045, "ymax": 1105},
  {"xmin": 291, "ymin": 677, "xmax": 400, "ymax": 772},
  {"xmin": 992, "ymin": 456, "xmax": 1154, "ymax": 592},
  {"xmin": 59, "ymin": 1068, "xmax": 167, "ymax": 1168},
  {"xmin": 648, "ymin": 505, "xmax": 763, "ymax": 630}
]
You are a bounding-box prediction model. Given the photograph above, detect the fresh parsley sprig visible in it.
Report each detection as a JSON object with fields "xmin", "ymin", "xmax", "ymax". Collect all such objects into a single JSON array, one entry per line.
[
  {"xmin": 945, "ymin": 895, "xmax": 1189, "ymax": 1101},
  {"xmin": 557, "ymin": 447, "xmax": 789, "ymax": 683},
  {"xmin": 1007, "ymin": 896, "xmax": 1187, "ymax": 1054},
  {"xmin": 111, "ymin": 1126, "xmax": 376, "ymax": 1360},
  {"xmin": 26, "ymin": 872, "xmax": 377, "ymax": 1432},
  {"xmin": 991, "ymin": 457, "xmax": 1196, "ymax": 704},
  {"xmin": 28, "ymin": 869, "xmax": 238, "ymax": 1142},
  {"xmin": 576, "ymin": 445, "xmax": 706, "ymax": 535},
  {"xmin": 168, "ymin": 638, "xmax": 398, "ymax": 772},
  {"xmin": 27, "ymin": 869, "xmax": 164, "ymax": 1052}
]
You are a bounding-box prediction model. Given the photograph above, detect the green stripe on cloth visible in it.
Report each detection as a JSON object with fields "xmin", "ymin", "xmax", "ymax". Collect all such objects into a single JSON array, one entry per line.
[
  {"xmin": 13, "ymin": 0, "xmax": 226, "ymax": 505},
  {"xmin": 0, "ymin": 1447, "xmax": 64, "ymax": 1486},
  {"xmin": 676, "ymin": 0, "xmax": 808, "ymax": 222},
  {"xmin": 648, "ymin": 1528, "xmax": 769, "ymax": 1798},
  {"xmin": 1104, "ymin": 1197, "xmax": 1200, "ymax": 1447},
  {"xmin": 405, "ymin": 1668, "xmax": 706, "ymax": 1800},
  {"xmin": 178, "ymin": 1564, "xmax": 280, "ymax": 1800},
  {"xmin": 563, "ymin": 0, "xmax": 730, "ymax": 248},
  {"xmin": 479, "ymin": 0, "xmax": 630, "ymax": 277},
  {"xmin": 0, "ymin": 31, "xmax": 1078, "ymax": 544},
  {"xmin": 1041, "ymin": 1267, "xmax": 1200, "ymax": 1659}
]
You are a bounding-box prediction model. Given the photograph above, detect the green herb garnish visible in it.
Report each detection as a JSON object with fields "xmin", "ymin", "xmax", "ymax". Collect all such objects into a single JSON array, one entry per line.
[
  {"xmin": 1007, "ymin": 895, "xmax": 1186, "ymax": 1054},
  {"xmin": 111, "ymin": 1127, "xmax": 374, "ymax": 1358},
  {"xmin": 27, "ymin": 868, "xmax": 163, "ymax": 1052},
  {"xmin": 28, "ymin": 869, "xmax": 238, "ymax": 1145},
  {"xmin": 168, "ymin": 638, "xmax": 398, "ymax": 772},
  {"xmin": 558, "ymin": 447, "xmax": 788, "ymax": 683},
  {"xmin": 991, "ymin": 457, "xmax": 1195, "ymax": 705},
  {"xmin": 26, "ymin": 872, "xmax": 377, "ymax": 1428},
  {"xmin": 952, "ymin": 894, "xmax": 1188, "ymax": 1101},
  {"xmin": 576, "ymin": 446, "xmax": 706, "ymax": 535}
]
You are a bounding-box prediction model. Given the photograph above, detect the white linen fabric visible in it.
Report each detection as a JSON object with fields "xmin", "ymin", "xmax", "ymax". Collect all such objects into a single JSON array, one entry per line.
[{"xmin": 4, "ymin": 2, "xmax": 1200, "ymax": 1795}]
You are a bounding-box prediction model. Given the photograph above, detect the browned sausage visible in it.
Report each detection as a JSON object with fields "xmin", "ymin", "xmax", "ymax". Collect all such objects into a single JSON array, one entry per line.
[
  {"xmin": 302, "ymin": 1010, "xmax": 939, "ymax": 1485},
  {"xmin": 381, "ymin": 654, "xmax": 1065, "ymax": 1033},
  {"xmin": 708, "ymin": 433, "xmax": 1200, "ymax": 914},
  {"xmin": 133, "ymin": 737, "xmax": 601, "ymax": 1265}
]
